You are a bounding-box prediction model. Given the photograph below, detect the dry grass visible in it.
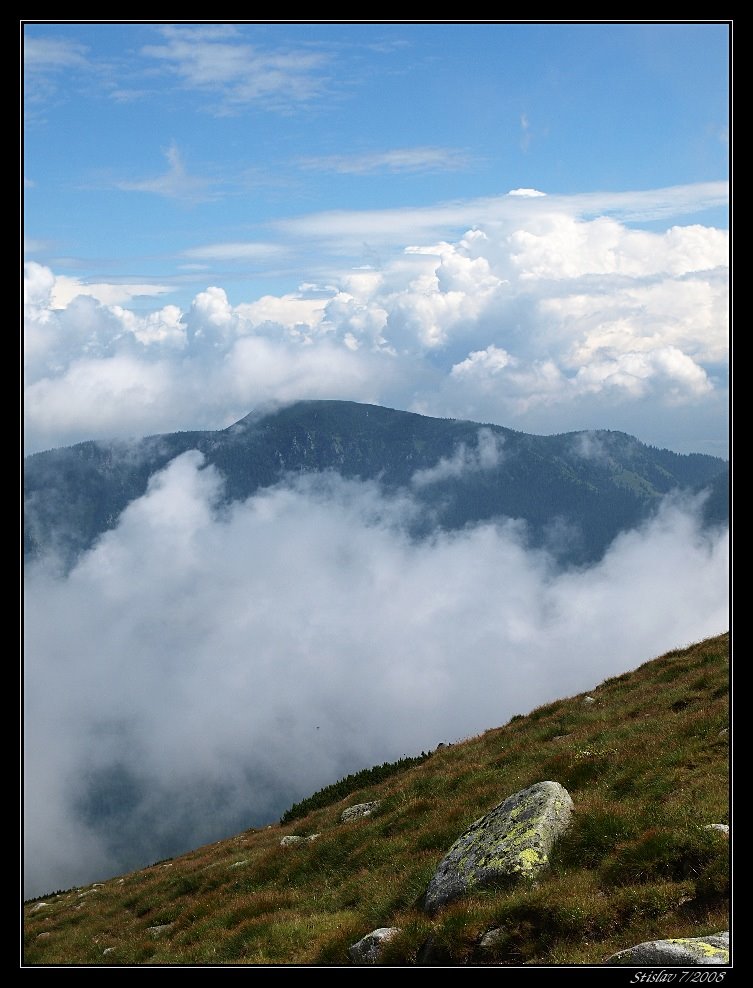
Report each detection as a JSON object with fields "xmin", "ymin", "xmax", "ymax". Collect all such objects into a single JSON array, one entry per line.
[{"xmin": 23, "ymin": 632, "xmax": 729, "ymax": 967}]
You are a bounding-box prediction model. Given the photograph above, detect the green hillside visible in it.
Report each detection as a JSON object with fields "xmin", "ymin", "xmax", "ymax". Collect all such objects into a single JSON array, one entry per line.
[{"xmin": 23, "ymin": 632, "xmax": 729, "ymax": 967}]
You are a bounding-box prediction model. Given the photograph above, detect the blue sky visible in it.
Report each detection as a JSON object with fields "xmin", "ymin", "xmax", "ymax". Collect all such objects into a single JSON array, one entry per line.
[{"xmin": 23, "ymin": 22, "xmax": 730, "ymax": 456}]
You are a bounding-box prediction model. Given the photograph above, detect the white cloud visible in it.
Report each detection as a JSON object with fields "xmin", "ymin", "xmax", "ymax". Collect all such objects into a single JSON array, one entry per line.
[
  {"xmin": 110, "ymin": 305, "xmax": 186, "ymax": 347},
  {"xmin": 25, "ymin": 355, "xmax": 177, "ymax": 447},
  {"xmin": 23, "ymin": 36, "xmax": 90, "ymax": 71},
  {"xmin": 182, "ymin": 242, "xmax": 285, "ymax": 261},
  {"xmin": 141, "ymin": 25, "xmax": 330, "ymax": 114},
  {"xmin": 411, "ymin": 428, "xmax": 505, "ymax": 487},
  {"xmin": 273, "ymin": 182, "xmax": 728, "ymax": 254},
  {"xmin": 51, "ymin": 277, "xmax": 173, "ymax": 308},
  {"xmin": 23, "ymin": 34, "xmax": 102, "ymax": 113},
  {"xmin": 24, "ymin": 455, "xmax": 728, "ymax": 897},
  {"xmin": 116, "ymin": 142, "xmax": 215, "ymax": 202},
  {"xmin": 451, "ymin": 344, "xmax": 514, "ymax": 379},
  {"xmin": 23, "ymin": 277, "xmax": 396, "ymax": 451},
  {"xmin": 24, "ymin": 260, "xmax": 55, "ymax": 308},
  {"xmin": 508, "ymin": 187, "xmax": 545, "ymax": 197},
  {"xmin": 573, "ymin": 347, "xmax": 712, "ymax": 402},
  {"xmin": 23, "ymin": 184, "xmax": 729, "ymax": 456},
  {"xmin": 509, "ymin": 216, "xmax": 728, "ymax": 280},
  {"xmin": 298, "ymin": 146, "xmax": 470, "ymax": 175}
]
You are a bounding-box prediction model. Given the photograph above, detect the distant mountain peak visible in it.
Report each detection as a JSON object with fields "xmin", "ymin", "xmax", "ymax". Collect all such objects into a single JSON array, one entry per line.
[{"xmin": 24, "ymin": 401, "xmax": 728, "ymax": 571}]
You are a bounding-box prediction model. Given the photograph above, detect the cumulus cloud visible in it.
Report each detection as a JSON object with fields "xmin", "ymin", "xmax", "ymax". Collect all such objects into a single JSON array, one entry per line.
[
  {"xmin": 23, "ymin": 185, "xmax": 728, "ymax": 456},
  {"xmin": 451, "ymin": 345, "xmax": 515, "ymax": 379},
  {"xmin": 272, "ymin": 182, "xmax": 727, "ymax": 253},
  {"xmin": 23, "ymin": 453, "xmax": 729, "ymax": 898}
]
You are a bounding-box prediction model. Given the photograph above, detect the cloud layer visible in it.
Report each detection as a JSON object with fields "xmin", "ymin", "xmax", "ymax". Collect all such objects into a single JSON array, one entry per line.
[
  {"xmin": 24, "ymin": 190, "xmax": 729, "ymax": 457},
  {"xmin": 24, "ymin": 452, "xmax": 728, "ymax": 898}
]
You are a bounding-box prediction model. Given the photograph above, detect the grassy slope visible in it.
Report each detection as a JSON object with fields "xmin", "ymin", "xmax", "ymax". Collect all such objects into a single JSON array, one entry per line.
[{"xmin": 23, "ymin": 632, "xmax": 729, "ymax": 967}]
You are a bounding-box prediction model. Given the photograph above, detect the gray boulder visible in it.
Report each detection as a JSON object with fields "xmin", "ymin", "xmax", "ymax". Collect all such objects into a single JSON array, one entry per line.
[
  {"xmin": 279, "ymin": 833, "xmax": 320, "ymax": 847},
  {"xmin": 341, "ymin": 801, "xmax": 380, "ymax": 823},
  {"xmin": 348, "ymin": 927, "xmax": 400, "ymax": 965},
  {"xmin": 606, "ymin": 931, "xmax": 729, "ymax": 966},
  {"xmin": 423, "ymin": 780, "xmax": 574, "ymax": 914}
]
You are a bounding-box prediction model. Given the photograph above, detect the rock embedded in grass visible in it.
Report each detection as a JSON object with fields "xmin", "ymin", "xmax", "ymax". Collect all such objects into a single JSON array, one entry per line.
[
  {"xmin": 341, "ymin": 801, "xmax": 381, "ymax": 822},
  {"xmin": 348, "ymin": 927, "xmax": 400, "ymax": 965},
  {"xmin": 605, "ymin": 931, "xmax": 729, "ymax": 966},
  {"xmin": 423, "ymin": 780, "xmax": 574, "ymax": 914}
]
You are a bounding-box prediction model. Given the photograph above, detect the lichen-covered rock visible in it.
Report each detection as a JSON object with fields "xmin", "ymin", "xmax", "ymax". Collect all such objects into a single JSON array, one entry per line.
[
  {"xmin": 280, "ymin": 833, "xmax": 320, "ymax": 847},
  {"xmin": 348, "ymin": 927, "xmax": 400, "ymax": 965},
  {"xmin": 606, "ymin": 931, "xmax": 729, "ymax": 966},
  {"xmin": 341, "ymin": 801, "xmax": 380, "ymax": 823},
  {"xmin": 423, "ymin": 780, "xmax": 574, "ymax": 914}
]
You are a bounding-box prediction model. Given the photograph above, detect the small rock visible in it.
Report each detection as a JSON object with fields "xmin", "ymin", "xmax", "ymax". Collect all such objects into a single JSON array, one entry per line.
[
  {"xmin": 35, "ymin": 932, "xmax": 51, "ymax": 940},
  {"xmin": 102, "ymin": 947, "xmax": 115, "ymax": 955},
  {"xmin": 705, "ymin": 823, "xmax": 729, "ymax": 836},
  {"xmin": 582, "ymin": 695, "xmax": 596, "ymax": 705},
  {"xmin": 147, "ymin": 923, "xmax": 174, "ymax": 938},
  {"xmin": 230, "ymin": 859, "xmax": 248, "ymax": 867},
  {"xmin": 280, "ymin": 835, "xmax": 305, "ymax": 847},
  {"xmin": 31, "ymin": 902, "xmax": 48, "ymax": 912},
  {"xmin": 478, "ymin": 927, "xmax": 509, "ymax": 951},
  {"xmin": 348, "ymin": 927, "xmax": 400, "ymax": 965},
  {"xmin": 341, "ymin": 801, "xmax": 381, "ymax": 823}
]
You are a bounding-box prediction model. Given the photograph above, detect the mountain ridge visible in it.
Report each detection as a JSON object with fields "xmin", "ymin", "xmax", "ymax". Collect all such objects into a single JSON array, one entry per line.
[{"xmin": 24, "ymin": 399, "xmax": 728, "ymax": 571}]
